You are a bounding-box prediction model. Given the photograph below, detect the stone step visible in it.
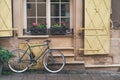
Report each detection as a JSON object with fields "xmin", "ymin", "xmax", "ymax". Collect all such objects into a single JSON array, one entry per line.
[
  {"xmin": 66, "ymin": 61, "xmax": 84, "ymax": 64},
  {"xmin": 49, "ymin": 53, "xmax": 85, "ymax": 71},
  {"xmin": 52, "ymin": 53, "xmax": 75, "ymax": 62},
  {"xmin": 52, "ymin": 53, "xmax": 74, "ymax": 57},
  {"xmin": 85, "ymin": 64, "xmax": 120, "ymax": 71},
  {"xmin": 64, "ymin": 61, "xmax": 85, "ymax": 71},
  {"xmin": 49, "ymin": 60, "xmax": 85, "ymax": 71}
]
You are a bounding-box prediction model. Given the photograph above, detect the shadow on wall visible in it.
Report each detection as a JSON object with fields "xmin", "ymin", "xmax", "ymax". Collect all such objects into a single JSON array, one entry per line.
[
  {"xmin": 0, "ymin": 38, "xmax": 18, "ymax": 50},
  {"xmin": 111, "ymin": 0, "xmax": 120, "ymax": 29}
]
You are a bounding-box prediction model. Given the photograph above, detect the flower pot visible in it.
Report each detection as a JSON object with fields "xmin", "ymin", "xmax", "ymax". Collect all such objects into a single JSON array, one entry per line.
[
  {"xmin": 50, "ymin": 27, "xmax": 66, "ymax": 35},
  {"xmin": 30, "ymin": 27, "xmax": 47, "ymax": 35}
]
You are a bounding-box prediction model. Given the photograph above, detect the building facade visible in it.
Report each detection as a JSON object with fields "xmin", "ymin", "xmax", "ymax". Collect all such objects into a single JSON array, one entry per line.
[{"xmin": 0, "ymin": 0, "xmax": 120, "ymax": 70}]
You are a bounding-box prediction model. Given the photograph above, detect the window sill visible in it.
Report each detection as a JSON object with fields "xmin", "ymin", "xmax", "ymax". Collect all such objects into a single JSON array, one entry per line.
[
  {"xmin": 18, "ymin": 35, "xmax": 49, "ymax": 39},
  {"xmin": 18, "ymin": 34, "xmax": 73, "ymax": 39}
]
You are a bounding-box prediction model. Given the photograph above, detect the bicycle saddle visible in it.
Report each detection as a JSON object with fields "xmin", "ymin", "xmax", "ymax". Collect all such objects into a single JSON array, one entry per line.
[
  {"xmin": 44, "ymin": 40, "xmax": 51, "ymax": 43},
  {"xmin": 25, "ymin": 39, "xmax": 30, "ymax": 42}
]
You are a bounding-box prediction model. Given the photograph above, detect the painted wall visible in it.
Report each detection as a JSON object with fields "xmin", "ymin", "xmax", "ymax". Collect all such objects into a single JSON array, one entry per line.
[{"xmin": 0, "ymin": 0, "xmax": 120, "ymax": 68}]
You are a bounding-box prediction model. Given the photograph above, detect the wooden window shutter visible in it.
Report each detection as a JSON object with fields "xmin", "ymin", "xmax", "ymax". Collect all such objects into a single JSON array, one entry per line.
[
  {"xmin": 0, "ymin": 0, "xmax": 13, "ymax": 37},
  {"xmin": 82, "ymin": 0, "xmax": 111, "ymax": 55}
]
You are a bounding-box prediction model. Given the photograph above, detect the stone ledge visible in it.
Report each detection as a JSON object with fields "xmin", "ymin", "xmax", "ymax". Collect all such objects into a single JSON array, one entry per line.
[
  {"xmin": 66, "ymin": 61, "xmax": 85, "ymax": 64},
  {"xmin": 85, "ymin": 64, "xmax": 120, "ymax": 68},
  {"xmin": 111, "ymin": 38, "xmax": 120, "ymax": 41}
]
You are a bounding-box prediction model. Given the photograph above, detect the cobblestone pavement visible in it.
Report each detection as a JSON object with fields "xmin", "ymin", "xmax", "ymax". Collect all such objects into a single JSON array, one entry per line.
[{"xmin": 0, "ymin": 70, "xmax": 120, "ymax": 80}]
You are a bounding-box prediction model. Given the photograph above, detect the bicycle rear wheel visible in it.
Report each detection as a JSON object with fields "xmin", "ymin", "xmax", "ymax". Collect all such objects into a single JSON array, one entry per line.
[
  {"xmin": 8, "ymin": 49, "xmax": 30, "ymax": 73},
  {"xmin": 43, "ymin": 49, "xmax": 65, "ymax": 73}
]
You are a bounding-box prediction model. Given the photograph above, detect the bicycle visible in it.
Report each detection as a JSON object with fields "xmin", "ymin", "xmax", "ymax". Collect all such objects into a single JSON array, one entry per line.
[{"xmin": 8, "ymin": 39, "xmax": 65, "ymax": 73}]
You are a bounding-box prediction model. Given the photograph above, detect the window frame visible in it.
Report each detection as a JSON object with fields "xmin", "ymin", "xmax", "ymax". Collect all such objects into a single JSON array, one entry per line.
[{"xmin": 23, "ymin": 0, "xmax": 73, "ymax": 36}]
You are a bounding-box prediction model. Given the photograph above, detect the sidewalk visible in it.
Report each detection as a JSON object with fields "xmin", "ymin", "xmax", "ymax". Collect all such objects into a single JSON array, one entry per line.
[{"xmin": 0, "ymin": 70, "xmax": 120, "ymax": 80}]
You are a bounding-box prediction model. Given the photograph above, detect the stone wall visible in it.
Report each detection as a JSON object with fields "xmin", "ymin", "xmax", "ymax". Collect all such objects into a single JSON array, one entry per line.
[{"xmin": 110, "ymin": 30, "xmax": 120, "ymax": 64}]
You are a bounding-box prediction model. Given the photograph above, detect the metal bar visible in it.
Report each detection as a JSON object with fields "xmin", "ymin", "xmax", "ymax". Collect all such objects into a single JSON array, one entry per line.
[
  {"xmin": 79, "ymin": 48, "xmax": 100, "ymax": 51},
  {"xmin": 84, "ymin": 34, "xmax": 109, "ymax": 36},
  {"xmin": 80, "ymin": 28, "xmax": 104, "ymax": 30},
  {"xmin": 0, "ymin": 28, "xmax": 17, "ymax": 31}
]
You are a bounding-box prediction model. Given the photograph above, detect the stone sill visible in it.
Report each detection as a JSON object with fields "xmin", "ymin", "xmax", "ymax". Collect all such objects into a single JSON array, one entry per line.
[
  {"xmin": 18, "ymin": 35, "xmax": 49, "ymax": 39},
  {"xmin": 18, "ymin": 34, "xmax": 73, "ymax": 39}
]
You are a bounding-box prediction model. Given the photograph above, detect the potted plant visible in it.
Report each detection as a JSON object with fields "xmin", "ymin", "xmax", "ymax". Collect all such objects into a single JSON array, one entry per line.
[
  {"xmin": 50, "ymin": 22, "xmax": 67, "ymax": 35},
  {"xmin": 30, "ymin": 22, "xmax": 47, "ymax": 35},
  {"xmin": 0, "ymin": 46, "xmax": 14, "ymax": 75}
]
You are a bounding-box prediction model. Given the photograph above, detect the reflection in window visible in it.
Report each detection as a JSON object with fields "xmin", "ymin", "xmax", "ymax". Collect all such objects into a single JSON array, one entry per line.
[
  {"xmin": 27, "ymin": 3, "xmax": 36, "ymax": 16},
  {"xmin": 37, "ymin": 0, "xmax": 46, "ymax": 2},
  {"xmin": 51, "ymin": 0, "xmax": 70, "ymax": 29},
  {"xmin": 51, "ymin": 4, "xmax": 59, "ymax": 16},
  {"xmin": 37, "ymin": 4, "xmax": 46, "ymax": 16},
  {"xmin": 61, "ymin": 4, "xmax": 70, "ymax": 16},
  {"xmin": 51, "ymin": 0, "xmax": 59, "ymax": 2},
  {"xmin": 27, "ymin": 0, "xmax": 35, "ymax": 2},
  {"xmin": 25, "ymin": 0, "xmax": 46, "ymax": 34}
]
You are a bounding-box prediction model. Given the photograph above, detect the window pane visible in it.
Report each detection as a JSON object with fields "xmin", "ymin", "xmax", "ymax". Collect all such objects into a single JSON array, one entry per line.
[
  {"xmin": 51, "ymin": 4, "xmax": 59, "ymax": 16},
  {"xmin": 27, "ymin": 3, "xmax": 36, "ymax": 16},
  {"xmin": 27, "ymin": 18, "xmax": 36, "ymax": 31},
  {"xmin": 61, "ymin": 18, "xmax": 70, "ymax": 28},
  {"xmin": 37, "ymin": 0, "xmax": 46, "ymax": 2},
  {"xmin": 61, "ymin": 4, "xmax": 70, "ymax": 16},
  {"xmin": 51, "ymin": 18, "xmax": 60, "ymax": 26},
  {"xmin": 61, "ymin": 0, "xmax": 70, "ymax": 2},
  {"xmin": 51, "ymin": 0, "xmax": 59, "ymax": 2},
  {"xmin": 37, "ymin": 4, "xmax": 46, "ymax": 16},
  {"xmin": 27, "ymin": 0, "xmax": 35, "ymax": 2},
  {"xmin": 37, "ymin": 18, "xmax": 46, "ymax": 24}
]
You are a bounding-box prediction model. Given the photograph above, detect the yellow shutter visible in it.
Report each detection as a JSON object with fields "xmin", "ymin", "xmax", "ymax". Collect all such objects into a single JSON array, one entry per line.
[
  {"xmin": 83, "ymin": 0, "xmax": 111, "ymax": 55},
  {"xmin": 0, "ymin": 0, "xmax": 13, "ymax": 37}
]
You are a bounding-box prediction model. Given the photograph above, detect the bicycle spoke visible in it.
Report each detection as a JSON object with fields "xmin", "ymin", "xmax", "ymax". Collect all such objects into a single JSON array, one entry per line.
[
  {"xmin": 43, "ymin": 50, "xmax": 65, "ymax": 73},
  {"xmin": 8, "ymin": 49, "xmax": 30, "ymax": 73}
]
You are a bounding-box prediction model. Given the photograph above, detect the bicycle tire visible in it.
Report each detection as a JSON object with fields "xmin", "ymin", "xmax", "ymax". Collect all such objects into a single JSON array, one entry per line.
[
  {"xmin": 8, "ymin": 49, "xmax": 30, "ymax": 73},
  {"xmin": 43, "ymin": 49, "xmax": 65, "ymax": 73}
]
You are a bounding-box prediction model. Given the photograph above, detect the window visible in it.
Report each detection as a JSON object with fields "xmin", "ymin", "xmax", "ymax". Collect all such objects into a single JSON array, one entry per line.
[{"xmin": 24, "ymin": 0, "xmax": 72, "ymax": 35}]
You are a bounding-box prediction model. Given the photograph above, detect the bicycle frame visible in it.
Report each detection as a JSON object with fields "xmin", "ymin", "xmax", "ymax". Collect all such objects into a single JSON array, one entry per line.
[
  {"xmin": 19, "ymin": 42, "xmax": 50, "ymax": 63},
  {"xmin": 8, "ymin": 39, "xmax": 65, "ymax": 73}
]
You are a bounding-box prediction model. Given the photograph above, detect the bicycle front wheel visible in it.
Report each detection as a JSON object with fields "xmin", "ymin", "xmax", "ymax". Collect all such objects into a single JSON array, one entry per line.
[
  {"xmin": 8, "ymin": 49, "xmax": 30, "ymax": 73},
  {"xmin": 43, "ymin": 49, "xmax": 65, "ymax": 73}
]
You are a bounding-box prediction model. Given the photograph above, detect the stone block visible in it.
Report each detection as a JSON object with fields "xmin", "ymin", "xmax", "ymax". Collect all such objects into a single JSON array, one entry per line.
[
  {"xmin": 111, "ymin": 30, "xmax": 120, "ymax": 38},
  {"xmin": 110, "ymin": 47, "xmax": 120, "ymax": 56},
  {"xmin": 111, "ymin": 39, "xmax": 120, "ymax": 47},
  {"xmin": 84, "ymin": 56, "xmax": 113, "ymax": 65}
]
